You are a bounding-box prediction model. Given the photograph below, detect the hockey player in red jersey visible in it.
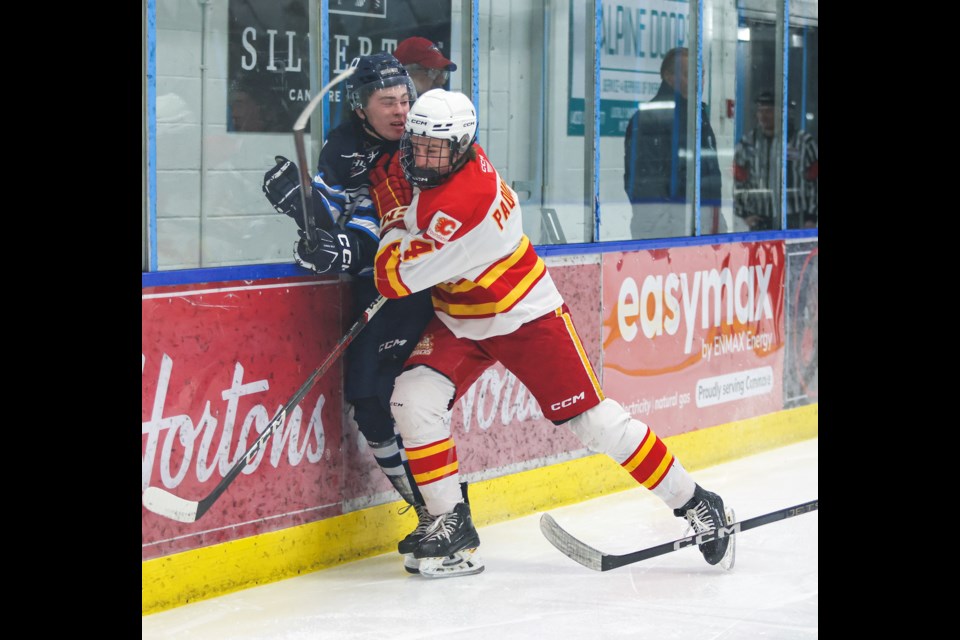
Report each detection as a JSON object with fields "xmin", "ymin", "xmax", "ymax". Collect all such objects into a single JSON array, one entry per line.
[{"xmin": 369, "ymin": 89, "xmax": 735, "ymax": 578}]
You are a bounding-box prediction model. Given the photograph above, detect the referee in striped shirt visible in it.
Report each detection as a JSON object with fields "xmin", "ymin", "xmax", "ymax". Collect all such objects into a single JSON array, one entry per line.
[{"xmin": 733, "ymin": 92, "xmax": 819, "ymax": 230}]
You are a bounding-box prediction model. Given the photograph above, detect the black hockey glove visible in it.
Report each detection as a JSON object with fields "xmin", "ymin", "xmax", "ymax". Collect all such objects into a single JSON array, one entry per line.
[
  {"xmin": 293, "ymin": 228, "xmax": 359, "ymax": 275},
  {"xmin": 263, "ymin": 156, "xmax": 303, "ymax": 218}
]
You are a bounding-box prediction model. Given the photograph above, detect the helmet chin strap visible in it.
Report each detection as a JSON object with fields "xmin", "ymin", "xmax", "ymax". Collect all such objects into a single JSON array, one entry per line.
[
  {"xmin": 448, "ymin": 141, "xmax": 473, "ymax": 173},
  {"xmin": 359, "ymin": 111, "xmax": 390, "ymax": 142}
]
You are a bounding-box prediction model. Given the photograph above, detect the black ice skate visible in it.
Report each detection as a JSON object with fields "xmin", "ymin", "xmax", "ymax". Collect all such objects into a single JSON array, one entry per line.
[
  {"xmin": 398, "ymin": 504, "xmax": 437, "ymax": 574},
  {"xmin": 413, "ymin": 500, "xmax": 484, "ymax": 578},
  {"xmin": 398, "ymin": 483, "xmax": 470, "ymax": 574},
  {"xmin": 673, "ymin": 484, "xmax": 736, "ymax": 569}
]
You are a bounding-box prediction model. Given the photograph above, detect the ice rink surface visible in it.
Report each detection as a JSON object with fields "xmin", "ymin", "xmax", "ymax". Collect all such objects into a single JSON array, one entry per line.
[{"xmin": 142, "ymin": 437, "xmax": 818, "ymax": 639}]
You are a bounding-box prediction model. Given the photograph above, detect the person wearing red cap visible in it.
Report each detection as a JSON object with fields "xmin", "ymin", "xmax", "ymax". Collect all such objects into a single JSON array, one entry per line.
[{"xmin": 394, "ymin": 36, "xmax": 457, "ymax": 95}]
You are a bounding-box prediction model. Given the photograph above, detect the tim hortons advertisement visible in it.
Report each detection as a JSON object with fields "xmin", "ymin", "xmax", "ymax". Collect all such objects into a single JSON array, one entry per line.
[
  {"xmin": 142, "ymin": 264, "xmax": 596, "ymax": 560},
  {"xmin": 142, "ymin": 279, "xmax": 347, "ymax": 559},
  {"xmin": 601, "ymin": 242, "xmax": 785, "ymax": 436}
]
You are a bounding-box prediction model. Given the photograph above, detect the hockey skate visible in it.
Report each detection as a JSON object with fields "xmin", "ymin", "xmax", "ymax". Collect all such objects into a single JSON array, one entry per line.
[
  {"xmin": 674, "ymin": 484, "xmax": 736, "ymax": 569},
  {"xmin": 398, "ymin": 483, "xmax": 470, "ymax": 574},
  {"xmin": 398, "ymin": 504, "xmax": 437, "ymax": 574},
  {"xmin": 413, "ymin": 500, "xmax": 484, "ymax": 578}
]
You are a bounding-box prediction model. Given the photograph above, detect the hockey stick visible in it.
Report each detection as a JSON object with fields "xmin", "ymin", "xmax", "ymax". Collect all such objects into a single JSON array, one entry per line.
[
  {"xmin": 293, "ymin": 66, "xmax": 356, "ymax": 240},
  {"xmin": 540, "ymin": 498, "xmax": 818, "ymax": 571},
  {"xmin": 142, "ymin": 294, "xmax": 388, "ymax": 523}
]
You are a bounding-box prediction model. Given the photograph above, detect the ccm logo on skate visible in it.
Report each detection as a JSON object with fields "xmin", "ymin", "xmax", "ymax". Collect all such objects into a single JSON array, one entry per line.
[
  {"xmin": 551, "ymin": 391, "xmax": 585, "ymax": 411},
  {"xmin": 673, "ymin": 524, "xmax": 740, "ymax": 551}
]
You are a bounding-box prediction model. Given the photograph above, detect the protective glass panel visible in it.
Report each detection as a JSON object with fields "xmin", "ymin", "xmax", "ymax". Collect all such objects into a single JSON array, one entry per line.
[{"xmin": 150, "ymin": 0, "xmax": 462, "ymax": 271}]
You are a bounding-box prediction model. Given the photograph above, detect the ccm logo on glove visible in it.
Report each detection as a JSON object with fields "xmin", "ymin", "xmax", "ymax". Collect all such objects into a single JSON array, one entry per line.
[{"xmin": 294, "ymin": 228, "xmax": 358, "ymax": 275}]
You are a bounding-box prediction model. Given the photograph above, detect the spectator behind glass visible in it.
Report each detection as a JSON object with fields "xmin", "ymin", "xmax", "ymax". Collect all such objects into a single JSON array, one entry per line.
[
  {"xmin": 733, "ymin": 91, "xmax": 819, "ymax": 230},
  {"xmin": 228, "ymin": 74, "xmax": 286, "ymax": 132},
  {"xmin": 394, "ymin": 36, "xmax": 457, "ymax": 95},
  {"xmin": 623, "ymin": 47, "xmax": 723, "ymax": 238}
]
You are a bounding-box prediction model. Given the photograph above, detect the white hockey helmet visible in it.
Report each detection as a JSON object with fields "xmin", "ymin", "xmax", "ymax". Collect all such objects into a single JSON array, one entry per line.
[{"xmin": 400, "ymin": 89, "xmax": 478, "ymax": 188}]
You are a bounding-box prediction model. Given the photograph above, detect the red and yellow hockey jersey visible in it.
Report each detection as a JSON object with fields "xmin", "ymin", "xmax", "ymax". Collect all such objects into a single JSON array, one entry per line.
[{"xmin": 375, "ymin": 145, "xmax": 564, "ymax": 340}]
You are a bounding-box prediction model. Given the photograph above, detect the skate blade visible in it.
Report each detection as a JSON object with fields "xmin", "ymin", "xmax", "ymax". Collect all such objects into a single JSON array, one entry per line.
[
  {"xmin": 403, "ymin": 553, "xmax": 420, "ymax": 575},
  {"xmin": 720, "ymin": 506, "xmax": 736, "ymax": 571},
  {"xmin": 418, "ymin": 548, "xmax": 485, "ymax": 578}
]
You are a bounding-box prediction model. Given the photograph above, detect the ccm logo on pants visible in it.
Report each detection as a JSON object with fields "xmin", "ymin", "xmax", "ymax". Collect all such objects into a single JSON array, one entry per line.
[{"xmin": 551, "ymin": 391, "xmax": 585, "ymax": 411}]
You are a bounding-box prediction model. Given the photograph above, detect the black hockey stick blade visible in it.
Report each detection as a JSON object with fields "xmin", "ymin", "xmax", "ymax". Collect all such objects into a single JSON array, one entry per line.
[
  {"xmin": 540, "ymin": 498, "xmax": 818, "ymax": 571},
  {"xmin": 293, "ymin": 66, "xmax": 356, "ymax": 238},
  {"xmin": 142, "ymin": 295, "xmax": 388, "ymax": 523}
]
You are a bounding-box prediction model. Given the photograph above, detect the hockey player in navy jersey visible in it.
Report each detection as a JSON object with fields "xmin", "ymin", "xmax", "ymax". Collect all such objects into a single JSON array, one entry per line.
[
  {"xmin": 261, "ymin": 53, "xmax": 451, "ymax": 575},
  {"xmin": 369, "ymin": 89, "xmax": 736, "ymax": 577}
]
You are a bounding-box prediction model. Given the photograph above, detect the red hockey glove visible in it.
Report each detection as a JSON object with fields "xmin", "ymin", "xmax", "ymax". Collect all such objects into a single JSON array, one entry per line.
[{"xmin": 369, "ymin": 152, "xmax": 412, "ymax": 235}]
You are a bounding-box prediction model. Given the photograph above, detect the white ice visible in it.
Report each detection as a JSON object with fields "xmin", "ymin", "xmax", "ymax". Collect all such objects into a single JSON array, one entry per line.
[{"xmin": 142, "ymin": 437, "xmax": 818, "ymax": 639}]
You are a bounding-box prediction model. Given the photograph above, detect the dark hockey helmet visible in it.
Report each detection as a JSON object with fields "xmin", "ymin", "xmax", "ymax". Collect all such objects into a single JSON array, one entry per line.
[{"xmin": 346, "ymin": 53, "xmax": 417, "ymax": 111}]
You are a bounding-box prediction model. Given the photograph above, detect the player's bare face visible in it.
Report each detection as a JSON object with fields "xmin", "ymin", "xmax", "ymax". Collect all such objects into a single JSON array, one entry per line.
[
  {"xmin": 361, "ymin": 85, "xmax": 414, "ymax": 141},
  {"xmin": 410, "ymin": 135, "xmax": 454, "ymax": 176}
]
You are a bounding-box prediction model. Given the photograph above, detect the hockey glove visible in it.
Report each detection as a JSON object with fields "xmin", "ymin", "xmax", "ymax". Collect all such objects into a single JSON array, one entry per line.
[
  {"xmin": 294, "ymin": 228, "xmax": 359, "ymax": 275},
  {"xmin": 368, "ymin": 152, "xmax": 412, "ymax": 236},
  {"xmin": 263, "ymin": 156, "xmax": 303, "ymax": 219}
]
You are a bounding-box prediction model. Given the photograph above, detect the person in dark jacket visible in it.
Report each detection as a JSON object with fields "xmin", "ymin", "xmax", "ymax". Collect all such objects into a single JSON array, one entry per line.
[
  {"xmin": 260, "ymin": 53, "xmax": 441, "ymax": 575},
  {"xmin": 623, "ymin": 47, "xmax": 723, "ymax": 238}
]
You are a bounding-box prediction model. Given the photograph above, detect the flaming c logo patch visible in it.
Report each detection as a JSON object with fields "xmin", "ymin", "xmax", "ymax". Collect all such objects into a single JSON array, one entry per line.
[{"xmin": 426, "ymin": 211, "xmax": 461, "ymax": 243}]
